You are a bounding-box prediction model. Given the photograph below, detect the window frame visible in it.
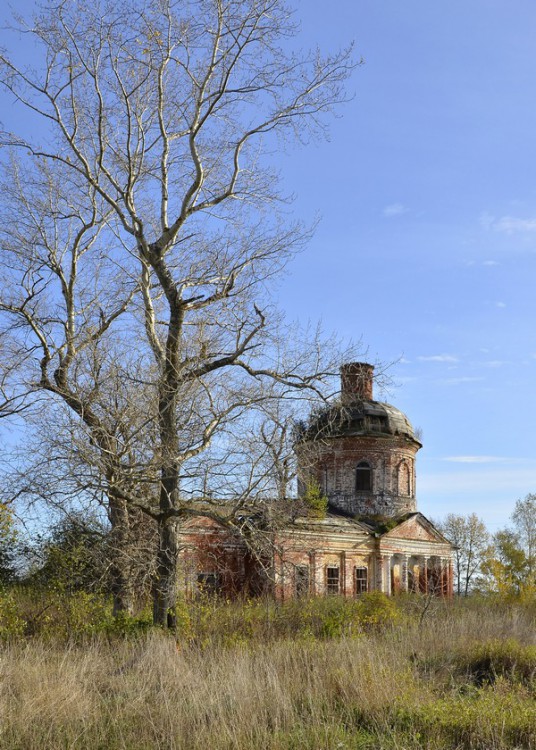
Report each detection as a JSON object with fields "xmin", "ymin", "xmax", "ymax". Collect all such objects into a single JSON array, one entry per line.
[
  {"xmin": 354, "ymin": 566, "xmax": 368, "ymax": 596},
  {"xmin": 355, "ymin": 460, "xmax": 373, "ymax": 492},
  {"xmin": 325, "ymin": 566, "xmax": 340, "ymax": 595}
]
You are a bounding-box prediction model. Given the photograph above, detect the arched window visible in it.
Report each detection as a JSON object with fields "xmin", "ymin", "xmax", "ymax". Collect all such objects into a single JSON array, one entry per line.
[
  {"xmin": 356, "ymin": 461, "xmax": 372, "ymax": 492},
  {"xmin": 398, "ymin": 461, "xmax": 411, "ymax": 496}
]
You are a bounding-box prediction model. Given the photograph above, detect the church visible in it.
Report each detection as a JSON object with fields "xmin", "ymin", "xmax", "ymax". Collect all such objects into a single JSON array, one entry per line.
[{"xmin": 177, "ymin": 363, "xmax": 454, "ymax": 599}]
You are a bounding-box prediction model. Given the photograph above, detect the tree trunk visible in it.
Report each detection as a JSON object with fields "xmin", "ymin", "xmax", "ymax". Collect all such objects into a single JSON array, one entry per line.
[
  {"xmin": 109, "ymin": 494, "xmax": 136, "ymax": 616},
  {"xmin": 153, "ymin": 516, "xmax": 179, "ymax": 628}
]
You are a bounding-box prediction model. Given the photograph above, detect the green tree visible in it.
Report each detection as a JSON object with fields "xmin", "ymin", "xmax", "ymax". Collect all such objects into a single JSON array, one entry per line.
[
  {"xmin": 0, "ymin": 503, "xmax": 17, "ymax": 585},
  {"xmin": 302, "ymin": 480, "xmax": 328, "ymax": 519},
  {"xmin": 25, "ymin": 514, "xmax": 111, "ymax": 594},
  {"xmin": 480, "ymin": 529, "xmax": 530, "ymax": 598}
]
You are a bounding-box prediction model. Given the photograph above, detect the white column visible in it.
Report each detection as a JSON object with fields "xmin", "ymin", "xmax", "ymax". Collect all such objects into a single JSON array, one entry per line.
[
  {"xmin": 384, "ymin": 554, "xmax": 392, "ymax": 595},
  {"xmin": 401, "ymin": 554, "xmax": 409, "ymax": 593}
]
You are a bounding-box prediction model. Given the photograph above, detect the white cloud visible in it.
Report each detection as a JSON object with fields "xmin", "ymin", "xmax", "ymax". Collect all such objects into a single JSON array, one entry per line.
[
  {"xmin": 496, "ymin": 301, "xmax": 507, "ymax": 308},
  {"xmin": 481, "ymin": 212, "xmax": 536, "ymax": 234},
  {"xmin": 483, "ymin": 360, "xmax": 505, "ymax": 368},
  {"xmin": 482, "ymin": 260, "xmax": 499, "ymax": 266},
  {"xmin": 383, "ymin": 202, "xmax": 408, "ymax": 218},
  {"xmin": 417, "ymin": 354, "xmax": 459, "ymax": 363}
]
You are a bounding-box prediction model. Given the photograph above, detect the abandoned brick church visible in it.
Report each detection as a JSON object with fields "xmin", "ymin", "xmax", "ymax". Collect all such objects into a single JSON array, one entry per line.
[{"xmin": 178, "ymin": 363, "xmax": 454, "ymax": 599}]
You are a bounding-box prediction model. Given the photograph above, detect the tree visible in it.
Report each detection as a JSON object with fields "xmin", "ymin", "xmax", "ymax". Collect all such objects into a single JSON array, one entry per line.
[
  {"xmin": 480, "ymin": 529, "xmax": 530, "ymax": 598},
  {"xmin": 0, "ymin": 503, "xmax": 18, "ymax": 585},
  {"xmin": 479, "ymin": 494, "xmax": 536, "ymax": 598},
  {"xmin": 24, "ymin": 513, "xmax": 111, "ymax": 594},
  {"xmin": 0, "ymin": 0, "xmax": 357, "ymax": 626},
  {"xmin": 0, "ymin": 159, "xmax": 158, "ymax": 615},
  {"xmin": 436, "ymin": 513, "xmax": 489, "ymax": 596},
  {"xmin": 511, "ymin": 493, "xmax": 536, "ymax": 584}
]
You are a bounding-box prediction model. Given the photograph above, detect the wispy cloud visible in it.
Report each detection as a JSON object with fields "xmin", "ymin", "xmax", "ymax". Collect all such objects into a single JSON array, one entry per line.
[
  {"xmin": 383, "ymin": 203, "xmax": 408, "ymax": 218},
  {"xmin": 482, "ymin": 260, "xmax": 500, "ymax": 266},
  {"xmin": 438, "ymin": 376, "xmax": 484, "ymax": 386},
  {"xmin": 418, "ymin": 354, "xmax": 459, "ymax": 363},
  {"xmin": 496, "ymin": 301, "xmax": 507, "ymax": 308},
  {"xmin": 442, "ymin": 456, "xmax": 508, "ymax": 464},
  {"xmin": 480, "ymin": 212, "xmax": 536, "ymax": 233}
]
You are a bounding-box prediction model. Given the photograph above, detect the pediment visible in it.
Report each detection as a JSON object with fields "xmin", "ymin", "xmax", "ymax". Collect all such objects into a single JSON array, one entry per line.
[{"xmin": 381, "ymin": 513, "xmax": 450, "ymax": 544}]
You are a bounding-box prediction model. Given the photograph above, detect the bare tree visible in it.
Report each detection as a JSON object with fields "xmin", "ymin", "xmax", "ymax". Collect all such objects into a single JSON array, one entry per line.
[
  {"xmin": 436, "ymin": 513, "xmax": 489, "ymax": 596},
  {"xmin": 511, "ymin": 493, "xmax": 536, "ymax": 584},
  {"xmin": 0, "ymin": 0, "xmax": 358, "ymax": 626},
  {"xmin": 0, "ymin": 156, "xmax": 164, "ymax": 614}
]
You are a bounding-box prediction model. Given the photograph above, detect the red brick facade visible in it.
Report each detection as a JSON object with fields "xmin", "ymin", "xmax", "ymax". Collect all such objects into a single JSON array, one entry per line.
[{"xmin": 177, "ymin": 363, "xmax": 455, "ymax": 600}]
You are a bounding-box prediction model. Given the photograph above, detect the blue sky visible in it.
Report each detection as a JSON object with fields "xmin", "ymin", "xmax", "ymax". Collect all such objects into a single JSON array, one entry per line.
[
  {"xmin": 1, "ymin": 1, "xmax": 536, "ymax": 531},
  {"xmin": 277, "ymin": 1, "xmax": 536, "ymax": 530}
]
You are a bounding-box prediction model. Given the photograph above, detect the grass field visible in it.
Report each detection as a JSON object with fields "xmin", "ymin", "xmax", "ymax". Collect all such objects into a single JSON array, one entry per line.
[{"xmin": 0, "ymin": 594, "xmax": 535, "ymax": 749}]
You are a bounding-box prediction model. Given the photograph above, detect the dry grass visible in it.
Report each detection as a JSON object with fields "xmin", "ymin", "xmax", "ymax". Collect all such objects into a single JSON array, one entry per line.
[{"xmin": 0, "ymin": 597, "xmax": 535, "ymax": 749}]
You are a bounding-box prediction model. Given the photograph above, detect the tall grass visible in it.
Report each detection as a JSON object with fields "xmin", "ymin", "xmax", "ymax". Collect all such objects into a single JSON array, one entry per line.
[{"xmin": 0, "ymin": 595, "xmax": 535, "ymax": 749}]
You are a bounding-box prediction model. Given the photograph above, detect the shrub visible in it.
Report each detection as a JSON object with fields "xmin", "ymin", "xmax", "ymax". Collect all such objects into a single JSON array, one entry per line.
[
  {"xmin": 0, "ymin": 588, "xmax": 24, "ymax": 640},
  {"xmin": 455, "ymin": 638, "xmax": 536, "ymax": 686}
]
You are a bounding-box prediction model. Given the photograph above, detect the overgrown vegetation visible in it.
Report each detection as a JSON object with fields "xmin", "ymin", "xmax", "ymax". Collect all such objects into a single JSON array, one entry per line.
[{"xmin": 0, "ymin": 591, "xmax": 535, "ymax": 749}]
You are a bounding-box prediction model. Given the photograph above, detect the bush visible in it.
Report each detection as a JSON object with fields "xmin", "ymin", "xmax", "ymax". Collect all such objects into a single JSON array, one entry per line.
[
  {"xmin": 455, "ymin": 638, "xmax": 536, "ymax": 686},
  {"xmin": 0, "ymin": 588, "xmax": 24, "ymax": 640}
]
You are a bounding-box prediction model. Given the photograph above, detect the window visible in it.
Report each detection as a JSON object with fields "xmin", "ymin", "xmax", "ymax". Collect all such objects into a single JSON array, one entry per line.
[
  {"xmin": 295, "ymin": 565, "xmax": 310, "ymax": 597},
  {"xmin": 354, "ymin": 567, "xmax": 368, "ymax": 595},
  {"xmin": 356, "ymin": 461, "xmax": 372, "ymax": 492},
  {"xmin": 326, "ymin": 566, "xmax": 340, "ymax": 595},
  {"xmin": 197, "ymin": 572, "xmax": 220, "ymax": 596}
]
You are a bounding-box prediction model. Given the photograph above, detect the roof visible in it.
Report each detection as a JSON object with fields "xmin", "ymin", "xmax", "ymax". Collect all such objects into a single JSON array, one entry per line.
[{"xmin": 296, "ymin": 399, "xmax": 421, "ymax": 445}]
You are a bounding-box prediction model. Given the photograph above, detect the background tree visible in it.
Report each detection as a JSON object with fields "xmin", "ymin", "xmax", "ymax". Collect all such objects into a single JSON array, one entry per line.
[
  {"xmin": 436, "ymin": 513, "xmax": 489, "ymax": 596},
  {"xmin": 479, "ymin": 529, "xmax": 529, "ymax": 598},
  {"xmin": 24, "ymin": 513, "xmax": 111, "ymax": 594},
  {"xmin": 0, "ymin": 503, "xmax": 18, "ymax": 585},
  {"xmin": 511, "ymin": 493, "xmax": 536, "ymax": 586},
  {"xmin": 479, "ymin": 494, "xmax": 536, "ymax": 598},
  {"xmin": 0, "ymin": 158, "xmax": 161, "ymax": 614},
  {"xmin": 0, "ymin": 0, "xmax": 358, "ymax": 626}
]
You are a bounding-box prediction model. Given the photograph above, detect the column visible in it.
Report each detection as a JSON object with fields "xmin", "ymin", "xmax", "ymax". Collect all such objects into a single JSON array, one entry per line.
[
  {"xmin": 401, "ymin": 554, "xmax": 409, "ymax": 593},
  {"xmin": 421, "ymin": 557, "xmax": 428, "ymax": 594},
  {"xmin": 384, "ymin": 554, "xmax": 392, "ymax": 595},
  {"xmin": 375, "ymin": 551, "xmax": 383, "ymax": 592},
  {"xmin": 309, "ymin": 551, "xmax": 317, "ymax": 596},
  {"xmin": 442, "ymin": 557, "xmax": 450, "ymax": 597},
  {"xmin": 343, "ymin": 552, "xmax": 354, "ymax": 598}
]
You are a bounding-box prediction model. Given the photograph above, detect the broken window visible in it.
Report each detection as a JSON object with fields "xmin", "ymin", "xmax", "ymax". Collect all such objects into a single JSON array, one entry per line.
[
  {"xmin": 354, "ymin": 566, "xmax": 368, "ymax": 595},
  {"xmin": 197, "ymin": 572, "xmax": 220, "ymax": 596},
  {"xmin": 356, "ymin": 461, "xmax": 372, "ymax": 492},
  {"xmin": 295, "ymin": 565, "xmax": 310, "ymax": 597},
  {"xmin": 326, "ymin": 566, "xmax": 340, "ymax": 595}
]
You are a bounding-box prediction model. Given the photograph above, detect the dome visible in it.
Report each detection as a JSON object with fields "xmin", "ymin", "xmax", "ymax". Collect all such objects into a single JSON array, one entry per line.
[
  {"xmin": 297, "ymin": 362, "xmax": 421, "ymax": 446},
  {"xmin": 298, "ymin": 399, "xmax": 420, "ymax": 445}
]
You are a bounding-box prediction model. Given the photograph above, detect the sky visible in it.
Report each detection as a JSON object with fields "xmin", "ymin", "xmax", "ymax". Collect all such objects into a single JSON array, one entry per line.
[
  {"xmin": 277, "ymin": 0, "xmax": 536, "ymax": 531},
  {"xmin": 1, "ymin": 1, "xmax": 536, "ymax": 531}
]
